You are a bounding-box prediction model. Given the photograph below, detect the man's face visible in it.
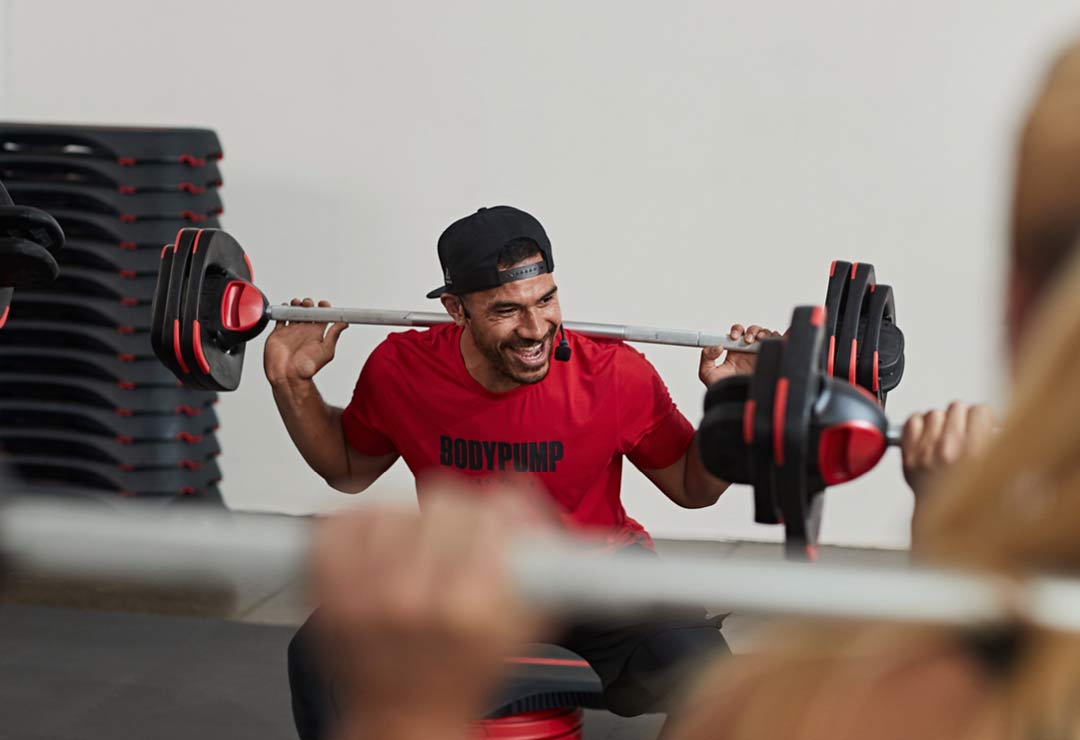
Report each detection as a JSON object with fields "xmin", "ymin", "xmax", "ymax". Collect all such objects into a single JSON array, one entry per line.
[{"xmin": 454, "ymin": 256, "xmax": 562, "ymax": 386}]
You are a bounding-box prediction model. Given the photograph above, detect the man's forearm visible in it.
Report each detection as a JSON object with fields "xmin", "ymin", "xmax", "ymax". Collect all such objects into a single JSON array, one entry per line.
[
  {"xmin": 270, "ymin": 378, "xmax": 353, "ymax": 485},
  {"xmin": 682, "ymin": 432, "xmax": 732, "ymax": 508}
]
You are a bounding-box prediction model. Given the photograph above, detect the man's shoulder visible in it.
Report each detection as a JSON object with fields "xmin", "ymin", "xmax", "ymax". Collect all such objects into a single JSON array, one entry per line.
[
  {"xmin": 572, "ymin": 332, "xmax": 654, "ymax": 369},
  {"xmin": 360, "ymin": 324, "xmax": 458, "ymax": 380},
  {"xmin": 373, "ymin": 323, "xmax": 457, "ymax": 357}
]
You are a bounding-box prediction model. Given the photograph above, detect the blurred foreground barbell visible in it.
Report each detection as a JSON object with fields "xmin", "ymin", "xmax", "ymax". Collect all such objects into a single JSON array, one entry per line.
[{"xmin": 0, "ymin": 495, "xmax": 1077, "ymax": 633}]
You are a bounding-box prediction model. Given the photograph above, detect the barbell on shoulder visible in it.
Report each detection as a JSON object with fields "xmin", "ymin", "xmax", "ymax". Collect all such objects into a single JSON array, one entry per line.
[
  {"xmin": 0, "ymin": 494, "xmax": 1076, "ymax": 632},
  {"xmin": 269, "ymin": 305, "xmax": 754, "ymax": 353},
  {"xmin": 150, "ymin": 229, "xmax": 904, "ymax": 395}
]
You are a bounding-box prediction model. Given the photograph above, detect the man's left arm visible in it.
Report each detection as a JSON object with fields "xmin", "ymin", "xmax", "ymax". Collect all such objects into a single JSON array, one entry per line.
[
  {"xmin": 631, "ymin": 323, "xmax": 777, "ymax": 509},
  {"xmin": 638, "ymin": 431, "xmax": 732, "ymax": 509}
]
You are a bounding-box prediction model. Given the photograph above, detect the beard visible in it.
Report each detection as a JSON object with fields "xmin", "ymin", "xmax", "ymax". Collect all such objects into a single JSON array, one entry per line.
[{"xmin": 474, "ymin": 326, "xmax": 557, "ymax": 386}]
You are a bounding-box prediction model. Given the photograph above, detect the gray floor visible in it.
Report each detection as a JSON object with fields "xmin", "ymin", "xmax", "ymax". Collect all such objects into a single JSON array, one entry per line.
[{"xmin": 1, "ymin": 514, "xmax": 907, "ymax": 739}]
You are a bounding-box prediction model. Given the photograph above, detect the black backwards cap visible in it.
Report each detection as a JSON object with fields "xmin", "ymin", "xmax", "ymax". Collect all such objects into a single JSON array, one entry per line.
[{"xmin": 426, "ymin": 205, "xmax": 554, "ymax": 299}]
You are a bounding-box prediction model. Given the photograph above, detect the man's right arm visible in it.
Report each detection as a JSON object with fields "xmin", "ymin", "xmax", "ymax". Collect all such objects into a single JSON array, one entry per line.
[
  {"xmin": 270, "ymin": 377, "xmax": 398, "ymax": 493},
  {"xmin": 263, "ymin": 298, "xmax": 398, "ymax": 494}
]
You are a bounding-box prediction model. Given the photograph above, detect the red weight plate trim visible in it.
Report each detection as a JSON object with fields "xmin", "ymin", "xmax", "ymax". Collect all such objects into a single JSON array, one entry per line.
[
  {"xmin": 848, "ymin": 340, "xmax": 858, "ymax": 384},
  {"xmin": 827, "ymin": 336, "xmax": 836, "ymax": 376},
  {"xmin": 873, "ymin": 351, "xmax": 880, "ymax": 392},
  {"xmin": 773, "ymin": 378, "xmax": 789, "ymax": 466},
  {"xmin": 193, "ymin": 320, "xmax": 211, "ymax": 374},
  {"xmin": 850, "ymin": 262, "xmax": 859, "ymax": 280},
  {"xmin": 0, "ymin": 304, "xmax": 9, "ymax": 330},
  {"xmin": 172, "ymin": 319, "xmax": 190, "ymax": 374},
  {"xmin": 742, "ymin": 400, "xmax": 756, "ymax": 445},
  {"xmin": 810, "ymin": 305, "xmax": 825, "ymax": 327}
]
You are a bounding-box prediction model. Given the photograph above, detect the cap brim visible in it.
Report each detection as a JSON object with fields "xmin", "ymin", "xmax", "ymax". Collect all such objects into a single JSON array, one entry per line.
[{"xmin": 426, "ymin": 285, "xmax": 449, "ymax": 299}]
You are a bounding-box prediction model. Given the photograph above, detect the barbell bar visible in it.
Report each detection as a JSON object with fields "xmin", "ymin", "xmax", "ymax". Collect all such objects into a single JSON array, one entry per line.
[
  {"xmin": 151, "ymin": 229, "xmax": 904, "ymax": 395},
  {"xmin": 0, "ymin": 494, "xmax": 1074, "ymax": 631},
  {"xmin": 269, "ymin": 306, "xmax": 758, "ymax": 353}
]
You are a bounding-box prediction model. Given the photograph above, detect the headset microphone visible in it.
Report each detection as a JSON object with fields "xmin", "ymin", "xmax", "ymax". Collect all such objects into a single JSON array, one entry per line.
[{"xmin": 554, "ymin": 325, "xmax": 571, "ymax": 362}]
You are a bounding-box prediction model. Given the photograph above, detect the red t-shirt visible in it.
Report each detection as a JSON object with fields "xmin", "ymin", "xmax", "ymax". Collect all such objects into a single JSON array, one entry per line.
[{"xmin": 340, "ymin": 323, "xmax": 695, "ymax": 547}]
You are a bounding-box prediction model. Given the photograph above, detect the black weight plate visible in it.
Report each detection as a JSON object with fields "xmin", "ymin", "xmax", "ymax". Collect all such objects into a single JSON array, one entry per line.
[
  {"xmin": 698, "ymin": 400, "xmax": 754, "ymax": 485},
  {"xmin": 7, "ymin": 182, "xmax": 223, "ymax": 222},
  {"xmin": 49, "ymin": 211, "xmax": 220, "ymax": 248},
  {"xmin": 179, "ymin": 229, "xmax": 252, "ymax": 391},
  {"xmin": 0, "ymin": 319, "xmax": 152, "ymax": 357},
  {"xmin": 0, "ymin": 400, "xmax": 217, "ymax": 441},
  {"xmin": 0, "ymin": 154, "xmax": 223, "ymax": 193},
  {"xmin": 0, "ymin": 204, "xmax": 66, "ymax": 254},
  {"xmin": 833, "ymin": 263, "xmax": 875, "ymax": 389},
  {"xmin": 877, "ymin": 323, "xmax": 905, "ymax": 394},
  {"xmin": 0, "ymin": 287, "xmax": 11, "ymax": 328},
  {"xmin": 0, "ymin": 428, "xmax": 220, "ymax": 467},
  {"xmin": 162, "ymin": 229, "xmax": 215, "ymax": 389},
  {"xmin": 748, "ymin": 339, "xmax": 784, "ymax": 525},
  {"xmin": 0, "ymin": 373, "xmax": 215, "ymax": 414},
  {"xmin": 50, "ymin": 266, "xmax": 157, "ymax": 304},
  {"xmin": 8, "ymin": 292, "xmax": 150, "ymax": 330},
  {"xmin": 0, "ymin": 347, "xmax": 185, "ymax": 386},
  {"xmin": 0, "ymin": 237, "xmax": 59, "ymax": 288},
  {"xmin": 151, "ymin": 237, "xmax": 181, "ymax": 378},
  {"xmin": 3, "ymin": 454, "xmax": 221, "ymax": 497},
  {"xmin": 855, "ymin": 284, "xmax": 897, "ymax": 405},
  {"xmin": 775, "ymin": 306, "xmax": 826, "ymax": 560},
  {"xmin": 820, "ymin": 260, "xmax": 850, "ymax": 378},
  {"xmin": 0, "ymin": 123, "xmax": 223, "ymax": 164},
  {"xmin": 60, "ymin": 239, "xmax": 169, "ymax": 274}
]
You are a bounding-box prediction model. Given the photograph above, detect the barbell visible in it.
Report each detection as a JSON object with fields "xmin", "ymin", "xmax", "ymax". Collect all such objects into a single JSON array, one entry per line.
[
  {"xmin": 149, "ymin": 228, "xmax": 905, "ymax": 397},
  {"xmin": 0, "ymin": 494, "xmax": 1077, "ymax": 633},
  {"xmin": 699, "ymin": 305, "xmax": 916, "ymax": 560}
]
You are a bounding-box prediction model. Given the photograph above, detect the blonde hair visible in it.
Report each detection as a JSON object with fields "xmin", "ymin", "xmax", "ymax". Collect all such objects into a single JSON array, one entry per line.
[
  {"xmin": 918, "ymin": 37, "xmax": 1080, "ymax": 573},
  {"xmin": 669, "ymin": 38, "xmax": 1080, "ymax": 740},
  {"xmin": 1012, "ymin": 39, "xmax": 1080, "ymax": 296}
]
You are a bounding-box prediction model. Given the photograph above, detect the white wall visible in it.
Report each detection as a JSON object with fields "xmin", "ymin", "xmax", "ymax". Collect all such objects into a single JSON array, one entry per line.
[{"xmin": 2, "ymin": 1, "xmax": 1078, "ymax": 547}]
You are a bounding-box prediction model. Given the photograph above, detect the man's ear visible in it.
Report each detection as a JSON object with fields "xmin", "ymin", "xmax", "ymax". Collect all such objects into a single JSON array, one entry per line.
[{"xmin": 441, "ymin": 294, "xmax": 467, "ymax": 326}]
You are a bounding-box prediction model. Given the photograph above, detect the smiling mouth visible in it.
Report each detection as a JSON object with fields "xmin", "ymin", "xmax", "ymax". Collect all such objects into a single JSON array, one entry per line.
[{"xmin": 509, "ymin": 340, "xmax": 549, "ymax": 368}]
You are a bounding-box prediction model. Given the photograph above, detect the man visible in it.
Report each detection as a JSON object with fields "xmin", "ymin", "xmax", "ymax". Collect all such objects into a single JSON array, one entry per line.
[{"xmin": 266, "ymin": 205, "xmax": 773, "ymax": 738}]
